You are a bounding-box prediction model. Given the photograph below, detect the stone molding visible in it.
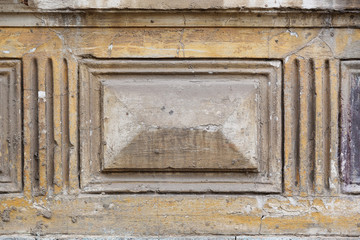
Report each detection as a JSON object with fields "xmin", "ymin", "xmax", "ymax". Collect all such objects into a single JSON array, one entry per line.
[{"xmin": 29, "ymin": 0, "xmax": 360, "ymax": 10}]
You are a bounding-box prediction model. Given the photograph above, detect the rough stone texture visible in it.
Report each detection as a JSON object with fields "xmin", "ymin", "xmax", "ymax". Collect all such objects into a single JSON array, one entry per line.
[{"xmin": 0, "ymin": 1, "xmax": 360, "ymax": 238}]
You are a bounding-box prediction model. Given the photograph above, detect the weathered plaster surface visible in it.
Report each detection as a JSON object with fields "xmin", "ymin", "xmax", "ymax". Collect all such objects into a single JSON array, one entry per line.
[{"xmin": 0, "ymin": 3, "xmax": 360, "ymax": 238}]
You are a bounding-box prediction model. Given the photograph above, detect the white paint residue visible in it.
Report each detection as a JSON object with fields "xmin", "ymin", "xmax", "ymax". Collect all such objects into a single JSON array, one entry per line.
[
  {"xmin": 135, "ymin": 46, "xmax": 206, "ymax": 53},
  {"xmin": 285, "ymin": 56, "xmax": 290, "ymax": 63},
  {"xmin": 302, "ymin": 0, "xmax": 317, "ymax": 9},
  {"xmin": 32, "ymin": 202, "xmax": 50, "ymax": 212},
  {"xmin": 194, "ymin": 125, "xmax": 220, "ymax": 132},
  {"xmin": 2, "ymin": 50, "xmax": 10, "ymax": 54},
  {"xmin": 108, "ymin": 43, "xmax": 113, "ymax": 51},
  {"xmin": 29, "ymin": 48, "xmax": 37, "ymax": 53},
  {"xmin": 288, "ymin": 197, "xmax": 298, "ymax": 206},
  {"xmin": 287, "ymin": 30, "xmax": 299, "ymax": 38},
  {"xmin": 244, "ymin": 204, "xmax": 252, "ymax": 214},
  {"xmin": 256, "ymin": 196, "xmax": 265, "ymax": 209},
  {"xmin": 38, "ymin": 91, "xmax": 46, "ymax": 99},
  {"xmin": 270, "ymin": 61, "xmax": 281, "ymax": 68}
]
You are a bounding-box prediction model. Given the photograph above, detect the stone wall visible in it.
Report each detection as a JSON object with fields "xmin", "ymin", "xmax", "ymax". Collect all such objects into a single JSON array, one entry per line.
[{"xmin": 0, "ymin": 0, "xmax": 360, "ymax": 238}]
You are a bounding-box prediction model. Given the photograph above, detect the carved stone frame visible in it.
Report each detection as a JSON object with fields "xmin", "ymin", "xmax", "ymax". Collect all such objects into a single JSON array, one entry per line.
[
  {"xmin": 79, "ymin": 59, "xmax": 282, "ymax": 193},
  {"xmin": 340, "ymin": 60, "xmax": 360, "ymax": 194},
  {"xmin": 0, "ymin": 60, "xmax": 22, "ymax": 193}
]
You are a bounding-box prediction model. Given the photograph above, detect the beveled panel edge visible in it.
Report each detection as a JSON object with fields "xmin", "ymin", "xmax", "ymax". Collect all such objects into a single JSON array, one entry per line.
[
  {"xmin": 0, "ymin": 59, "xmax": 22, "ymax": 193},
  {"xmin": 79, "ymin": 59, "xmax": 282, "ymax": 194},
  {"xmin": 340, "ymin": 60, "xmax": 360, "ymax": 194}
]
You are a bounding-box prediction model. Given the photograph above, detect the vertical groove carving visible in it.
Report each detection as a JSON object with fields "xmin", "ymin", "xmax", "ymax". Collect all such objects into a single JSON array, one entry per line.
[
  {"xmin": 314, "ymin": 59, "xmax": 324, "ymax": 194},
  {"xmin": 323, "ymin": 59, "xmax": 331, "ymax": 190},
  {"xmin": 62, "ymin": 59, "xmax": 70, "ymax": 191},
  {"xmin": 31, "ymin": 58, "xmax": 40, "ymax": 195},
  {"xmin": 46, "ymin": 58, "xmax": 55, "ymax": 193},
  {"xmin": 23, "ymin": 56, "xmax": 79, "ymax": 196},
  {"xmin": 308, "ymin": 59, "xmax": 316, "ymax": 193},
  {"xmin": 284, "ymin": 57, "xmax": 338, "ymax": 196},
  {"xmin": 293, "ymin": 59, "xmax": 300, "ymax": 188},
  {"xmin": 313, "ymin": 58, "xmax": 333, "ymax": 195}
]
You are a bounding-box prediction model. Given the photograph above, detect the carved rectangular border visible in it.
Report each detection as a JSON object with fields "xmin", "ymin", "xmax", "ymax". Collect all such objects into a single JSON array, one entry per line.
[
  {"xmin": 0, "ymin": 60, "xmax": 22, "ymax": 193},
  {"xmin": 79, "ymin": 59, "xmax": 282, "ymax": 193},
  {"xmin": 341, "ymin": 60, "xmax": 360, "ymax": 194}
]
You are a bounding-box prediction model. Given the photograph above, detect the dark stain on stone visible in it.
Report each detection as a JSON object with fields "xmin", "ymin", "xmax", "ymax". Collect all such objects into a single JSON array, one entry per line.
[
  {"xmin": 350, "ymin": 74, "xmax": 360, "ymax": 181},
  {"xmin": 104, "ymin": 128, "xmax": 257, "ymax": 171},
  {"xmin": 1, "ymin": 209, "xmax": 10, "ymax": 222}
]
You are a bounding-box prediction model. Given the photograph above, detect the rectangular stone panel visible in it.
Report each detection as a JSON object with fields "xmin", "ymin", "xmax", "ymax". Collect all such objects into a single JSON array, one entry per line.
[
  {"xmin": 102, "ymin": 75, "xmax": 259, "ymax": 171},
  {"xmin": 0, "ymin": 60, "xmax": 22, "ymax": 193},
  {"xmin": 341, "ymin": 60, "xmax": 360, "ymax": 193},
  {"xmin": 80, "ymin": 60, "xmax": 282, "ymax": 193}
]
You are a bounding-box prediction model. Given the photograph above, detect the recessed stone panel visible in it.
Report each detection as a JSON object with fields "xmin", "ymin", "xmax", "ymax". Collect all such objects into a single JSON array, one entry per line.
[
  {"xmin": 341, "ymin": 60, "xmax": 360, "ymax": 193},
  {"xmin": 80, "ymin": 60, "xmax": 282, "ymax": 193},
  {"xmin": 102, "ymin": 75, "xmax": 259, "ymax": 171},
  {"xmin": 0, "ymin": 60, "xmax": 22, "ymax": 193}
]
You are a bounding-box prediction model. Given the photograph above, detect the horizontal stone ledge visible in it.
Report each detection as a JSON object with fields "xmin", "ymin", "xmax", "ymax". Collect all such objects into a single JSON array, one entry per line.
[
  {"xmin": 0, "ymin": 236, "xmax": 359, "ymax": 239},
  {"xmin": 0, "ymin": 11, "xmax": 359, "ymax": 28},
  {"xmin": 29, "ymin": 0, "xmax": 360, "ymax": 10}
]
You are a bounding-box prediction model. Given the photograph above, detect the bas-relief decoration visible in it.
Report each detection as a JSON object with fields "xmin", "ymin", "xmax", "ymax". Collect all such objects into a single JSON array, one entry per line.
[
  {"xmin": 79, "ymin": 60, "xmax": 281, "ymax": 193},
  {"xmin": 0, "ymin": 2, "xmax": 359, "ymax": 237}
]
